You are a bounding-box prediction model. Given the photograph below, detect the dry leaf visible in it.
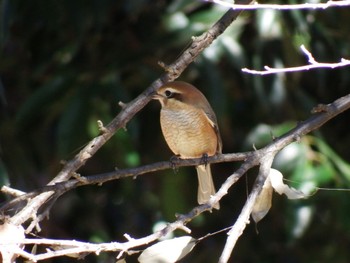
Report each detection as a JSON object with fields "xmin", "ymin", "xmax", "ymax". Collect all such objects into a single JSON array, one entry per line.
[
  {"xmin": 138, "ymin": 236, "xmax": 196, "ymax": 263},
  {"xmin": 269, "ymin": 168, "xmax": 307, "ymax": 199},
  {"xmin": 252, "ymin": 169, "xmax": 308, "ymax": 223},
  {"xmin": 252, "ymin": 175, "xmax": 273, "ymax": 223}
]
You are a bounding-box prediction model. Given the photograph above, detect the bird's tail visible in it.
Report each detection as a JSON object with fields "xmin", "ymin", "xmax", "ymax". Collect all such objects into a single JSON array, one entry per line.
[{"xmin": 196, "ymin": 164, "xmax": 220, "ymax": 210}]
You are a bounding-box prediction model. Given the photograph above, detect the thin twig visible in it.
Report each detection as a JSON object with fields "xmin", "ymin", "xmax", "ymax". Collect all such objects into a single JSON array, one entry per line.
[
  {"xmin": 208, "ymin": 0, "xmax": 350, "ymax": 10},
  {"xmin": 2, "ymin": 93, "xmax": 350, "ymax": 261},
  {"xmin": 242, "ymin": 45, "xmax": 350, "ymax": 75},
  {"xmin": 219, "ymin": 154, "xmax": 274, "ymax": 262}
]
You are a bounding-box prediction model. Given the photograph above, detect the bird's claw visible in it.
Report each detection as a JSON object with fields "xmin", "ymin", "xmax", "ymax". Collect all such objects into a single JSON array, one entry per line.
[
  {"xmin": 170, "ymin": 155, "xmax": 180, "ymax": 173},
  {"xmin": 200, "ymin": 153, "xmax": 209, "ymax": 166}
]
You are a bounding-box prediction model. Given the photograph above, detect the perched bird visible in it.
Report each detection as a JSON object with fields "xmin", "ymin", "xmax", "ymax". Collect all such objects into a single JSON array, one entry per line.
[{"xmin": 153, "ymin": 81, "xmax": 222, "ymax": 209}]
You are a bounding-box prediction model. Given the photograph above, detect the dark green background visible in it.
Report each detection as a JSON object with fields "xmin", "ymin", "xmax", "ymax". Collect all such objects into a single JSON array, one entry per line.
[{"xmin": 1, "ymin": 0, "xmax": 350, "ymax": 262}]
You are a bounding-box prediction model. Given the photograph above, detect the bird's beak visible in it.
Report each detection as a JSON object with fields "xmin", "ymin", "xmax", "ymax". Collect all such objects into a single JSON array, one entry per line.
[{"xmin": 152, "ymin": 92, "xmax": 166, "ymax": 107}]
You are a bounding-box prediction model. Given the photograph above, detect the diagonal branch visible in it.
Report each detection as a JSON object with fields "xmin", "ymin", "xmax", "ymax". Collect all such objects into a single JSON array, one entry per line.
[
  {"xmin": 219, "ymin": 153, "xmax": 275, "ymax": 263},
  {"xmin": 2, "ymin": 93, "xmax": 350, "ymax": 227},
  {"xmin": 217, "ymin": 93, "xmax": 350, "ymax": 262},
  {"xmin": 5, "ymin": 0, "xmax": 254, "ymax": 229},
  {"xmin": 2, "ymin": 93, "xmax": 350, "ymax": 262}
]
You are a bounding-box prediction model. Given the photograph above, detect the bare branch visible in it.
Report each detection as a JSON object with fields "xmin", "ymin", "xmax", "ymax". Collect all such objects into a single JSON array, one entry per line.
[
  {"xmin": 0, "ymin": 152, "xmax": 249, "ymax": 217},
  {"xmin": 2, "ymin": 0, "xmax": 350, "ymax": 261},
  {"xmin": 218, "ymin": 93, "xmax": 350, "ymax": 262},
  {"xmin": 208, "ymin": 0, "xmax": 350, "ymax": 10},
  {"xmin": 1, "ymin": 93, "xmax": 349, "ymax": 261},
  {"xmin": 219, "ymin": 154, "xmax": 274, "ymax": 263},
  {"xmin": 4, "ymin": 0, "xmax": 254, "ymax": 229},
  {"xmin": 0, "ymin": 186, "xmax": 26, "ymax": 197},
  {"xmin": 1, "ymin": 159, "xmax": 254, "ymax": 262},
  {"xmin": 242, "ymin": 45, "xmax": 350, "ymax": 75}
]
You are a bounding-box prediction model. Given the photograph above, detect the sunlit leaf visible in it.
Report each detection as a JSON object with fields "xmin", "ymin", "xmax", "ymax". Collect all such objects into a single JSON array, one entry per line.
[
  {"xmin": 256, "ymin": 9, "xmax": 282, "ymax": 38},
  {"xmin": 270, "ymin": 169, "xmax": 307, "ymax": 199},
  {"xmin": 163, "ymin": 12, "xmax": 189, "ymax": 31},
  {"xmin": 138, "ymin": 236, "xmax": 196, "ymax": 263},
  {"xmin": 291, "ymin": 206, "xmax": 313, "ymax": 239},
  {"xmin": 253, "ymin": 169, "xmax": 308, "ymax": 223},
  {"xmin": 244, "ymin": 122, "xmax": 296, "ymax": 150}
]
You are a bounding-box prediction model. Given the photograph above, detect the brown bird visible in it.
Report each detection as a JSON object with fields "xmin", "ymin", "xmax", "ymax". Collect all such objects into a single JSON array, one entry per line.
[{"xmin": 153, "ymin": 81, "xmax": 222, "ymax": 209}]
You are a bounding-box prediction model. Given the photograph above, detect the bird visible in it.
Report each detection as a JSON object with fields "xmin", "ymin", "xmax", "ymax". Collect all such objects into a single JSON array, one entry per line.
[{"xmin": 153, "ymin": 81, "xmax": 222, "ymax": 209}]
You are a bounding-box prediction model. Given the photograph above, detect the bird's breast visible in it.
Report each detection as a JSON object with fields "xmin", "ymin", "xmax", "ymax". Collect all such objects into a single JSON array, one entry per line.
[{"xmin": 160, "ymin": 107, "xmax": 217, "ymax": 158}]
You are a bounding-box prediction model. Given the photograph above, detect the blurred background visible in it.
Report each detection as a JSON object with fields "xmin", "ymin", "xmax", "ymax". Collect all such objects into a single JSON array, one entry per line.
[{"xmin": 1, "ymin": 0, "xmax": 350, "ymax": 262}]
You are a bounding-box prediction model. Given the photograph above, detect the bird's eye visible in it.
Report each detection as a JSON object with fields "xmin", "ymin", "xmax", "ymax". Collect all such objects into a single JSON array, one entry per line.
[{"xmin": 164, "ymin": 90, "xmax": 173, "ymax": 98}]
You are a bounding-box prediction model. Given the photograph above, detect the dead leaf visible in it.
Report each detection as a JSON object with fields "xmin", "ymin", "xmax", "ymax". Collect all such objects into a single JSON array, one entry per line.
[
  {"xmin": 252, "ymin": 175, "xmax": 273, "ymax": 223},
  {"xmin": 252, "ymin": 169, "xmax": 308, "ymax": 223},
  {"xmin": 269, "ymin": 168, "xmax": 307, "ymax": 199},
  {"xmin": 138, "ymin": 236, "xmax": 196, "ymax": 263}
]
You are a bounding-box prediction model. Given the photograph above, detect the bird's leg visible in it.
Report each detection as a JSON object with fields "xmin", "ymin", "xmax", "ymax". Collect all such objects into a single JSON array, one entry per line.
[
  {"xmin": 200, "ymin": 153, "xmax": 209, "ymax": 167},
  {"xmin": 170, "ymin": 155, "xmax": 181, "ymax": 173}
]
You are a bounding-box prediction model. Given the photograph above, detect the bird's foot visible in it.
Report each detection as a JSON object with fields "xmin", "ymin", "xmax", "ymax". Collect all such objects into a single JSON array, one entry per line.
[
  {"xmin": 200, "ymin": 153, "xmax": 209, "ymax": 166},
  {"xmin": 170, "ymin": 155, "xmax": 181, "ymax": 173}
]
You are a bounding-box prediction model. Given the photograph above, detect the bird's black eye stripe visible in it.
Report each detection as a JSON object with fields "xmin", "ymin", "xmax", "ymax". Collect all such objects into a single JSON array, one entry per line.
[{"xmin": 164, "ymin": 90, "xmax": 174, "ymax": 98}]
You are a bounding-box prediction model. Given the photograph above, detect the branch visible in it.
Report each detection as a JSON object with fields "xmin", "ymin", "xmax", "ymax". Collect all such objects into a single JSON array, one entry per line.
[
  {"xmin": 0, "ymin": 152, "xmax": 249, "ymax": 214},
  {"xmin": 2, "ymin": 0, "xmax": 350, "ymax": 261},
  {"xmin": 242, "ymin": 45, "xmax": 350, "ymax": 75},
  {"xmin": 217, "ymin": 93, "xmax": 350, "ymax": 262},
  {"xmin": 5, "ymin": 0, "xmax": 254, "ymax": 229},
  {"xmin": 2, "ymin": 93, "xmax": 350, "ymax": 261},
  {"xmin": 208, "ymin": 0, "xmax": 350, "ymax": 10},
  {"xmin": 0, "ymin": 157, "xmax": 256, "ymax": 262},
  {"xmin": 219, "ymin": 154, "xmax": 274, "ymax": 263}
]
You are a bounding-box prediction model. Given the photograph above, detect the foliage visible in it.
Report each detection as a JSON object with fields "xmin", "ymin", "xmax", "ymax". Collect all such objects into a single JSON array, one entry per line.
[{"xmin": 0, "ymin": 0, "xmax": 350, "ymax": 262}]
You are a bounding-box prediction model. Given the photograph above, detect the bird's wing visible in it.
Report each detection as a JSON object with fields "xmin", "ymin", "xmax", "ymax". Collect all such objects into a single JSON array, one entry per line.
[{"xmin": 202, "ymin": 107, "xmax": 222, "ymax": 154}]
